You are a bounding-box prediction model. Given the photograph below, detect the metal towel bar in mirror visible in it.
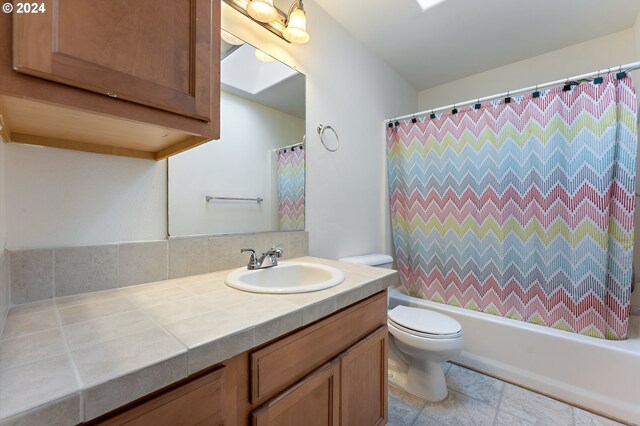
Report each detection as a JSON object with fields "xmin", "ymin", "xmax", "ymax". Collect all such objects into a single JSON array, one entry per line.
[{"xmin": 317, "ymin": 124, "xmax": 340, "ymax": 152}]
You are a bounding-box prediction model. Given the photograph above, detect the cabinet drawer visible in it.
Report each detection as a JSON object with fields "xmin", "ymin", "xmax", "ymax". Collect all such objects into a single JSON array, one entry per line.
[
  {"xmin": 251, "ymin": 360, "xmax": 340, "ymax": 426},
  {"xmin": 98, "ymin": 367, "xmax": 227, "ymax": 426},
  {"xmin": 250, "ymin": 291, "xmax": 387, "ymax": 404}
]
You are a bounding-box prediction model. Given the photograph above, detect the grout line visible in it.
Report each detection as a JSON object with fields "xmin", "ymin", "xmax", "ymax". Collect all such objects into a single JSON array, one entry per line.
[
  {"xmin": 492, "ymin": 380, "xmax": 506, "ymax": 426},
  {"xmin": 118, "ymin": 290, "xmax": 189, "ymax": 353},
  {"xmin": 53, "ymin": 301, "xmax": 85, "ymax": 422},
  {"xmin": 115, "ymin": 244, "xmax": 120, "ymax": 288},
  {"xmin": 52, "ymin": 248, "xmax": 56, "ymax": 298},
  {"xmin": 165, "ymin": 240, "xmax": 169, "ymax": 280},
  {"xmin": 0, "ymin": 250, "xmax": 10, "ymax": 339}
]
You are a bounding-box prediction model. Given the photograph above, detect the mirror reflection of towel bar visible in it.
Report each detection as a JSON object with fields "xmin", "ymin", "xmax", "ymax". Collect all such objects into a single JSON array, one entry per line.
[{"xmin": 206, "ymin": 196, "xmax": 264, "ymax": 203}]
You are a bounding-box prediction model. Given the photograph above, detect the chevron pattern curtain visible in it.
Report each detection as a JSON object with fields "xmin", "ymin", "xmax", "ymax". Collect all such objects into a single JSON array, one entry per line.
[
  {"xmin": 278, "ymin": 147, "xmax": 305, "ymax": 231},
  {"xmin": 386, "ymin": 74, "xmax": 637, "ymax": 340}
]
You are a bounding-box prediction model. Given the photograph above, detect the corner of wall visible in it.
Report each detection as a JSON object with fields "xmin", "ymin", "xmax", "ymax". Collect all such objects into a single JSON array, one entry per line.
[{"xmin": 0, "ymin": 140, "xmax": 9, "ymax": 335}]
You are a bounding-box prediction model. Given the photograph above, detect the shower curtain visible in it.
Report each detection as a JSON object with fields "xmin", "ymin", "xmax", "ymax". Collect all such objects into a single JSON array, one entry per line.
[
  {"xmin": 386, "ymin": 74, "xmax": 637, "ymax": 340},
  {"xmin": 278, "ymin": 147, "xmax": 305, "ymax": 231}
]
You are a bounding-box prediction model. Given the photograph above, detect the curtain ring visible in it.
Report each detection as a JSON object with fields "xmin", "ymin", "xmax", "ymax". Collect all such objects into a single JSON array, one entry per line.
[{"xmin": 317, "ymin": 124, "xmax": 340, "ymax": 152}]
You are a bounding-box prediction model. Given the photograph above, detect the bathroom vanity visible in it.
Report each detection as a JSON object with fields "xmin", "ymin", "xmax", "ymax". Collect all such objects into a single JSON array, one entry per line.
[
  {"xmin": 96, "ymin": 292, "xmax": 387, "ymax": 426},
  {"xmin": 0, "ymin": 257, "xmax": 396, "ymax": 425}
]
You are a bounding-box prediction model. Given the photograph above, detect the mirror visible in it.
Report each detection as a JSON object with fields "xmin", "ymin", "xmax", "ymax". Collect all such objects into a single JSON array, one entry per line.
[{"xmin": 168, "ymin": 30, "xmax": 305, "ymax": 236}]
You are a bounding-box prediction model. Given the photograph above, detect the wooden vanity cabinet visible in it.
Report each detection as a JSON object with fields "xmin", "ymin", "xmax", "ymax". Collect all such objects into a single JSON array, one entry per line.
[
  {"xmin": 0, "ymin": 0, "xmax": 220, "ymax": 159},
  {"xmin": 91, "ymin": 292, "xmax": 388, "ymax": 426},
  {"xmin": 98, "ymin": 366, "xmax": 232, "ymax": 426},
  {"xmin": 251, "ymin": 360, "xmax": 341, "ymax": 426},
  {"xmin": 251, "ymin": 327, "xmax": 388, "ymax": 426}
]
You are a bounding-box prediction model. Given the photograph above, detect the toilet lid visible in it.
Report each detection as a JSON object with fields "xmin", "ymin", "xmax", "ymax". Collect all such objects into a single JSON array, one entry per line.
[{"xmin": 388, "ymin": 306, "xmax": 462, "ymax": 337}]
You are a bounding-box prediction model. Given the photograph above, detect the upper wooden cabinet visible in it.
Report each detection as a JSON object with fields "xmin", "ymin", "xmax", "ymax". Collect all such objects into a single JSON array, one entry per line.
[{"xmin": 0, "ymin": 0, "xmax": 220, "ymax": 160}]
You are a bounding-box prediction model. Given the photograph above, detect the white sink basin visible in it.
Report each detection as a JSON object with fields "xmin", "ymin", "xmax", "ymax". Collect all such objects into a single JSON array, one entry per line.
[{"xmin": 225, "ymin": 261, "xmax": 345, "ymax": 294}]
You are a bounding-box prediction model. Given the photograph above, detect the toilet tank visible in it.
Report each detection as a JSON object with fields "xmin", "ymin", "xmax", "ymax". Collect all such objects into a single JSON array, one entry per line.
[{"xmin": 338, "ymin": 254, "xmax": 394, "ymax": 269}]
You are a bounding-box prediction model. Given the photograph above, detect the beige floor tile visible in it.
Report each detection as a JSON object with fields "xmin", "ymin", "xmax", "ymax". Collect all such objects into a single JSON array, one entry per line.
[
  {"xmin": 71, "ymin": 327, "xmax": 186, "ymax": 387},
  {"xmin": 0, "ymin": 328, "xmax": 67, "ymax": 371},
  {"xmin": 63, "ymin": 309, "xmax": 156, "ymax": 351},
  {"xmin": 446, "ymin": 365, "xmax": 504, "ymax": 407},
  {"xmin": 573, "ymin": 407, "xmax": 624, "ymax": 425},
  {"xmin": 0, "ymin": 354, "xmax": 79, "ymax": 419},
  {"xmin": 500, "ymin": 383, "xmax": 573, "ymax": 425},
  {"xmin": 413, "ymin": 389, "xmax": 497, "ymax": 426}
]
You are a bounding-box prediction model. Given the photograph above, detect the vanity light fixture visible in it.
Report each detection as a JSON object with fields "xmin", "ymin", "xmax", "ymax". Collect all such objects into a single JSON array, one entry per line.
[
  {"xmin": 283, "ymin": 1, "xmax": 309, "ymax": 44},
  {"xmin": 247, "ymin": 0, "xmax": 278, "ymax": 23},
  {"xmin": 255, "ymin": 48, "xmax": 276, "ymax": 62},
  {"xmin": 222, "ymin": 0, "xmax": 310, "ymax": 44},
  {"xmin": 221, "ymin": 30, "xmax": 245, "ymax": 46}
]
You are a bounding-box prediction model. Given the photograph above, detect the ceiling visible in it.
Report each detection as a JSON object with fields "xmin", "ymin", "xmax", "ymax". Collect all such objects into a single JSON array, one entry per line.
[{"xmin": 314, "ymin": 0, "xmax": 640, "ymax": 90}]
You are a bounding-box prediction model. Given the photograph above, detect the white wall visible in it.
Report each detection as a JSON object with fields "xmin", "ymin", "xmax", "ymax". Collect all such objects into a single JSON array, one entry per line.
[
  {"xmin": 221, "ymin": 1, "xmax": 418, "ymax": 259},
  {"xmin": 0, "ymin": 140, "xmax": 8, "ymax": 333},
  {"xmin": 418, "ymin": 29, "xmax": 635, "ymax": 110},
  {"xmin": 0, "ymin": 140, "xmax": 6, "ymax": 250},
  {"xmin": 5, "ymin": 144, "xmax": 167, "ymax": 249},
  {"xmin": 169, "ymin": 91, "xmax": 305, "ymax": 236}
]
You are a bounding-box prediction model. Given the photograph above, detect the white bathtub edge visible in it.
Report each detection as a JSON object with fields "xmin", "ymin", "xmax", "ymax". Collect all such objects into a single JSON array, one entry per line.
[{"xmin": 388, "ymin": 287, "xmax": 640, "ymax": 425}]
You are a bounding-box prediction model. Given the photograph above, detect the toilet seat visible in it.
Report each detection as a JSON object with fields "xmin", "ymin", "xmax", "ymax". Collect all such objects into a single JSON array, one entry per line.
[{"xmin": 388, "ymin": 306, "xmax": 462, "ymax": 340}]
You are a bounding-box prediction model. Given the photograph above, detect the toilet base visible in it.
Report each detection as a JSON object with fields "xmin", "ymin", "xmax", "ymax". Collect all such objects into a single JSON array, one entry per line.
[
  {"xmin": 388, "ymin": 338, "xmax": 449, "ymax": 402},
  {"xmin": 405, "ymin": 360, "xmax": 448, "ymax": 402}
]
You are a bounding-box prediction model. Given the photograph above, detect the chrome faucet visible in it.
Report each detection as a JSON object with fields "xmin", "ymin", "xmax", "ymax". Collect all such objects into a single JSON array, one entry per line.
[{"xmin": 241, "ymin": 244, "xmax": 285, "ymax": 270}]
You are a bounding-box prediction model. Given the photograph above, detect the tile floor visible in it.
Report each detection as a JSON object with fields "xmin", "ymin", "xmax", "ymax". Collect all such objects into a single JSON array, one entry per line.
[{"xmin": 388, "ymin": 363, "xmax": 625, "ymax": 426}]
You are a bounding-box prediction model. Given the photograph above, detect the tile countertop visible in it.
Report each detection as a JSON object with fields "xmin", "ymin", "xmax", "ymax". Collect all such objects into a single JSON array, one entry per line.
[{"xmin": 0, "ymin": 257, "xmax": 397, "ymax": 425}]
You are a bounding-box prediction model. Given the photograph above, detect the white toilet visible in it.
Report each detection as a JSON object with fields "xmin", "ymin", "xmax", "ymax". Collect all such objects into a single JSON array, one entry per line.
[{"xmin": 339, "ymin": 254, "xmax": 464, "ymax": 402}]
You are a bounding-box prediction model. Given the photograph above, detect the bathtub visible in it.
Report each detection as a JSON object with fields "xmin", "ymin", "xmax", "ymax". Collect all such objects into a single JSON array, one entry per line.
[{"xmin": 388, "ymin": 287, "xmax": 640, "ymax": 425}]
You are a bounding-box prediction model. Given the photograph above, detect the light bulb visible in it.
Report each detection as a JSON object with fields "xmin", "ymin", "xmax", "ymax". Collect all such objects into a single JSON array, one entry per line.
[
  {"xmin": 221, "ymin": 30, "xmax": 245, "ymax": 46},
  {"xmin": 247, "ymin": 0, "xmax": 278, "ymax": 23},
  {"xmin": 284, "ymin": 7, "xmax": 309, "ymax": 44},
  {"xmin": 255, "ymin": 49, "xmax": 276, "ymax": 62}
]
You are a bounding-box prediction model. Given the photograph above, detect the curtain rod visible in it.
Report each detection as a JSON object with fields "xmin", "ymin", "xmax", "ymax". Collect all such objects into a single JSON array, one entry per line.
[
  {"xmin": 273, "ymin": 141, "xmax": 304, "ymax": 152},
  {"xmin": 386, "ymin": 60, "xmax": 640, "ymax": 123}
]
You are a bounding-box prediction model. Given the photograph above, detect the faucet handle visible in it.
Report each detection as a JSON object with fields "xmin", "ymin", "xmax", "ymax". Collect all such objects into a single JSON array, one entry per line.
[
  {"xmin": 269, "ymin": 244, "xmax": 284, "ymax": 257},
  {"xmin": 240, "ymin": 248, "xmax": 257, "ymax": 260}
]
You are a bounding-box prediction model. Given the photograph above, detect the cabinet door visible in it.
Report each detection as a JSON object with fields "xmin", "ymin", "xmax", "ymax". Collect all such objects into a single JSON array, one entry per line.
[
  {"xmin": 13, "ymin": 0, "xmax": 213, "ymax": 121},
  {"xmin": 98, "ymin": 367, "xmax": 229, "ymax": 426},
  {"xmin": 340, "ymin": 326, "xmax": 388, "ymax": 426},
  {"xmin": 251, "ymin": 360, "xmax": 340, "ymax": 426}
]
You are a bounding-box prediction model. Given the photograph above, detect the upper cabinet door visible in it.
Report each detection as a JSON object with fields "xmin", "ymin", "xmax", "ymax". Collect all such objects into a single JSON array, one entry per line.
[{"xmin": 12, "ymin": 0, "xmax": 213, "ymax": 121}]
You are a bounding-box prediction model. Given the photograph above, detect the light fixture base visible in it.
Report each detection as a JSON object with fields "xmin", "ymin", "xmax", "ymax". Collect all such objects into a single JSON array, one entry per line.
[{"xmin": 222, "ymin": 0, "xmax": 291, "ymax": 43}]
